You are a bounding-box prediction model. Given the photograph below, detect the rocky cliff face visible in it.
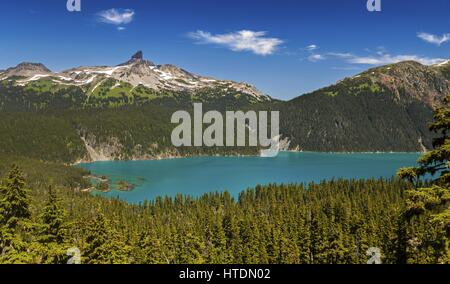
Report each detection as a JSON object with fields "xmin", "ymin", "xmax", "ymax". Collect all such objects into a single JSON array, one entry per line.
[{"xmin": 78, "ymin": 131, "xmax": 183, "ymax": 163}]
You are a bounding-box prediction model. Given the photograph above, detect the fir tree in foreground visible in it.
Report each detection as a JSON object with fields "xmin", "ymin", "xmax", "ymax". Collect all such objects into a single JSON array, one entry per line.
[
  {"xmin": 0, "ymin": 165, "xmax": 32, "ymax": 263},
  {"xmin": 398, "ymin": 95, "xmax": 450, "ymax": 264},
  {"xmin": 84, "ymin": 210, "xmax": 131, "ymax": 264},
  {"xmin": 34, "ymin": 185, "xmax": 71, "ymax": 264}
]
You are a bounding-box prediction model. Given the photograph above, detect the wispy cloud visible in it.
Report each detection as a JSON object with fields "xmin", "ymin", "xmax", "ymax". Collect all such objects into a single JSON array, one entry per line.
[
  {"xmin": 304, "ymin": 44, "xmax": 318, "ymax": 51},
  {"xmin": 308, "ymin": 54, "xmax": 325, "ymax": 62},
  {"xmin": 188, "ymin": 30, "xmax": 283, "ymax": 56},
  {"xmin": 98, "ymin": 8, "xmax": 135, "ymax": 25},
  {"xmin": 301, "ymin": 44, "xmax": 325, "ymax": 62},
  {"xmin": 417, "ymin": 32, "xmax": 450, "ymax": 46},
  {"xmin": 328, "ymin": 51, "xmax": 446, "ymax": 66}
]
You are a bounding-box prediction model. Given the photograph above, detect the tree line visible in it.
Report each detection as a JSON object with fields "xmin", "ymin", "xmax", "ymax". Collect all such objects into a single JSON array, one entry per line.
[{"xmin": 0, "ymin": 165, "xmax": 447, "ymax": 264}]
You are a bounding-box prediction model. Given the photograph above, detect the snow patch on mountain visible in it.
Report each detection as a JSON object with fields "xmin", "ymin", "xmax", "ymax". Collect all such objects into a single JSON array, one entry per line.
[
  {"xmin": 435, "ymin": 60, "xmax": 450, "ymax": 67},
  {"xmin": 17, "ymin": 74, "xmax": 50, "ymax": 85},
  {"xmin": 0, "ymin": 51, "xmax": 271, "ymax": 102}
]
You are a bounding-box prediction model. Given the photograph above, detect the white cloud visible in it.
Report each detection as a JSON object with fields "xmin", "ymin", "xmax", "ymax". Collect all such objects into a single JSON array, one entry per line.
[
  {"xmin": 308, "ymin": 54, "xmax": 325, "ymax": 62},
  {"xmin": 98, "ymin": 8, "xmax": 135, "ymax": 25},
  {"xmin": 189, "ymin": 30, "xmax": 283, "ymax": 56},
  {"xmin": 328, "ymin": 52, "xmax": 447, "ymax": 66},
  {"xmin": 417, "ymin": 32, "xmax": 450, "ymax": 46},
  {"xmin": 328, "ymin": 52, "xmax": 353, "ymax": 59},
  {"xmin": 303, "ymin": 44, "xmax": 323, "ymax": 62},
  {"xmin": 305, "ymin": 44, "xmax": 318, "ymax": 51},
  {"xmin": 117, "ymin": 27, "xmax": 126, "ymax": 31}
]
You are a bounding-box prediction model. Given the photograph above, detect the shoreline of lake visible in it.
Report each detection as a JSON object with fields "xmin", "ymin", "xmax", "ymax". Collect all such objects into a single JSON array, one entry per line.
[
  {"xmin": 77, "ymin": 152, "xmax": 421, "ymax": 204},
  {"xmin": 74, "ymin": 150, "xmax": 421, "ymax": 166}
]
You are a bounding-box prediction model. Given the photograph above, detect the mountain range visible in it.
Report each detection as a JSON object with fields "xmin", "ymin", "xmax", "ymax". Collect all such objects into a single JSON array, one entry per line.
[
  {"xmin": 0, "ymin": 52, "xmax": 449, "ymax": 161},
  {"xmin": 0, "ymin": 51, "xmax": 270, "ymax": 108}
]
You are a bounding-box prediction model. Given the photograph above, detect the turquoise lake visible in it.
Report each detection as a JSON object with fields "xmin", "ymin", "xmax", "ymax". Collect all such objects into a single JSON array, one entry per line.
[{"xmin": 79, "ymin": 152, "xmax": 420, "ymax": 204}]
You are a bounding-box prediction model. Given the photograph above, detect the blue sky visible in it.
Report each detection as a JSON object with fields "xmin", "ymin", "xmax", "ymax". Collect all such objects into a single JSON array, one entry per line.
[{"xmin": 0, "ymin": 0, "xmax": 449, "ymax": 100}]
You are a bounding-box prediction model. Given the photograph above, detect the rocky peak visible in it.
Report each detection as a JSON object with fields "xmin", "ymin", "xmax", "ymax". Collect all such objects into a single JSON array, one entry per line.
[
  {"xmin": 10, "ymin": 62, "xmax": 51, "ymax": 72},
  {"xmin": 4, "ymin": 62, "xmax": 52, "ymax": 77},
  {"xmin": 122, "ymin": 51, "xmax": 154, "ymax": 66},
  {"xmin": 132, "ymin": 51, "xmax": 143, "ymax": 61}
]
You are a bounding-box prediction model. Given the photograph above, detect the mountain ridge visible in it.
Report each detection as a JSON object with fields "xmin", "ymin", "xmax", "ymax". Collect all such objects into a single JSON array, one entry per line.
[
  {"xmin": 294, "ymin": 60, "xmax": 450, "ymax": 107},
  {"xmin": 0, "ymin": 51, "xmax": 270, "ymax": 103},
  {"xmin": 1, "ymin": 53, "xmax": 449, "ymax": 106},
  {"xmin": 279, "ymin": 60, "xmax": 450, "ymax": 152},
  {"xmin": 1, "ymin": 54, "xmax": 450, "ymax": 158}
]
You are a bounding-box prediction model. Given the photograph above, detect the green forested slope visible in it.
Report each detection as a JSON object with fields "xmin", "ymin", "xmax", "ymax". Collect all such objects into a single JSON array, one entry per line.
[
  {"xmin": 1, "ymin": 60, "xmax": 449, "ymax": 157},
  {"xmin": 0, "ymin": 107, "xmax": 259, "ymax": 163},
  {"xmin": 0, "ymin": 162, "xmax": 444, "ymax": 264},
  {"xmin": 280, "ymin": 86, "xmax": 434, "ymax": 152},
  {"xmin": 279, "ymin": 61, "xmax": 450, "ymax": 152}
]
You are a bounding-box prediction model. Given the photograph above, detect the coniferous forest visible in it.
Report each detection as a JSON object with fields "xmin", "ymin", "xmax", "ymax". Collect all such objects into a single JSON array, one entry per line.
[
  {"xmin": 0, "ymin": 93, "xmax": 449, "ymax": 264},
  {"xmin": 0, "ymin": 93, "xmax": 449, "ymax": 263},
  {"xmin": 0, "ymin": 97, "xmax": 450, "ymax": 264},
  {"xmin": 0, "ymin": 165, "xmax": 448, "ymax": 264}
]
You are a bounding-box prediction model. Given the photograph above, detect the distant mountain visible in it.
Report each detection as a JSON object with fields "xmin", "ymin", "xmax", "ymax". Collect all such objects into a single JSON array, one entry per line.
[
  {"xmin": 0, "ymin": 51, "xmax": 270, "ymax": 109},
  {"xmin": 281, "ymin": 60, "xmax": 450, "ymax": 152},
  {"xmin": 1, "ymin": 62, "xmax": 52, "ymax": 78},
  {"xmin": 1, "ymin": 54, "xmax": 450, "ymax": 158}
]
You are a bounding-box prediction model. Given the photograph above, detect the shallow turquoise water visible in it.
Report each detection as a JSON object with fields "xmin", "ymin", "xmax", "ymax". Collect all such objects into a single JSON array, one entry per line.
[{"xmin": 78, "ymin": 152, "xmax": 420, "ymax": 203}]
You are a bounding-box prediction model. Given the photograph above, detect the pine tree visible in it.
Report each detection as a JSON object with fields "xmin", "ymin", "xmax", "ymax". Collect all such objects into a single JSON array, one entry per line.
[
  {"xmin": 223, "ymin": 211, "xmax": 241, "ymax": 263},
  {"xmin": 0, "ymin": 165, "xmax": 31, "ymax": 229},
  {"xmin": 326, "ymin": 228, "xmax": 348, "ymax": 264},
  {"xmin": 209, "ymin": 221, "xmax": 230, "ymax": 263},
  {"xmin": 0, "ymin": 165, "xmax": 33, "ymax": 263},
  {"xmin": 398, "ymin": 95, "xmax": 450, "ymax": 263},
  {"xmin": 37, "ymin": 185, "xmax": 70, "ymax": 264},
  {"xmin": 135, "ymin": 227, "xmax": 166, "ymax": 264},
  {"xmin": 39, "ymin": 186, "xmax": 68, "ymax": 244},
  {"xmin": 297, "ymin": 215, "xmax": 312, "ymax": 264},
  {"xmin": 175, "ymin": 231, "xmax": 205, "ymax": 264},
  {"xmin": 84, "ymin": 210, "xmax": 130, "ymax": 264}
]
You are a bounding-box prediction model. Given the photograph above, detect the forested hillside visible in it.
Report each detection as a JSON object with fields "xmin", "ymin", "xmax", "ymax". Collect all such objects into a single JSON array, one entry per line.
[
  {"xmin": 280, "ymin": 85, "xmax": 434, "ymax": 152},
  {"xmin": 0, "ymin": 161, "xmax": 445, "ymax": 264},
  {"xmin": 280, "ymin": 61, "xmax": 450, "ymax": 152},
  {"xmin": 0, "ymin": 107, "xmax": 259, "ymax": 163},
  {"xmin": 1, "ymin": 96, "xmax": 449, "ymax": 264},
  {"xmin": 1, "ymin": 60, "xmax": 449, "ymax": 158}
]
